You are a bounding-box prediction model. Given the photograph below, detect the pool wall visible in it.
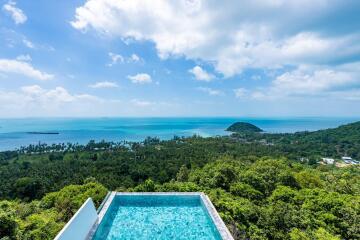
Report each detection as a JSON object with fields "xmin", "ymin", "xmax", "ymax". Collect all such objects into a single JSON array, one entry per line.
[
  {"xmin": 54, "ymin": 198, "xmax": 98, "ymax": 240},
  {"xmin": 87, "ymin": 192, "xmax": 234, "ymax": 240}
]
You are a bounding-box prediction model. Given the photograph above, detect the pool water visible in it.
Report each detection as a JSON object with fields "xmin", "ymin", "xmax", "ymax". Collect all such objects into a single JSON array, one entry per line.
[{"xmin": 92, "ymin": 195, "xmax": 222, "ymax": 240}]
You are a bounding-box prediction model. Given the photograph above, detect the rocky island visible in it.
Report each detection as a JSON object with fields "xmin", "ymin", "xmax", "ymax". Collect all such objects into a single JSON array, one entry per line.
[{"xmin": 226, "ymin": 122, "xmax": 263, "ymax": 133}]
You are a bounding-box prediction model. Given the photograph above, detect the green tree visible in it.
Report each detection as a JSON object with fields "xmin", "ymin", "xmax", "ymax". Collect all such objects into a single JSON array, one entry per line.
[
  {"xmin": 14, "ymin": 177, "xmax": 43, "ymax": 201},
  {"xmin": 289, "ymin": 228, "xmax": 310, "ymax": 240},
  {"xmin": 230, "ymin": 183, "xmax": 263, "ymax": 200},
  {"xmin": 0, "ymin": 213, "xmax": 16, "ymax": 239},
  {"xmin": 176, "ymin": 165, "xmax": 189, "ymax": 182},
  {"xmin": 314, "ymin": 228, "xmax": 340, "ymax": 240}
]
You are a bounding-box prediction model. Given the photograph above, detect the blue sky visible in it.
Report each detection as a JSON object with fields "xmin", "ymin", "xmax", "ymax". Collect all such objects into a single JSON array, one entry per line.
[{"xmin": 1, "ymin": 0, "xmax": 360, "ymax": 117}]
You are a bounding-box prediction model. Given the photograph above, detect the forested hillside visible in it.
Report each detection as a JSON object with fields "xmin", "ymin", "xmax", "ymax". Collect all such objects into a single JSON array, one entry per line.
[{"xmin": 0, "ymin": 122, "xmax": 359, "ymax": 239}]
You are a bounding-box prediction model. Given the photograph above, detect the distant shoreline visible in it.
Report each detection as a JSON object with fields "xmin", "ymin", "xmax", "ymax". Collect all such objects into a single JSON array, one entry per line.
[
  {"xmin": 0, "ymin": 117, "xmax": 357, "ymax": 151},
  {"xmin": 26, "ymin": 132, "xmax": 60, "ymax": 135}
]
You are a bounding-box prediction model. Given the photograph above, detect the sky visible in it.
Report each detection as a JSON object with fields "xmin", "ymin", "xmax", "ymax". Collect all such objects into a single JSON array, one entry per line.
[{"xmin": 1, "ymin": 0, "xmax": 360, "ymax": 117}]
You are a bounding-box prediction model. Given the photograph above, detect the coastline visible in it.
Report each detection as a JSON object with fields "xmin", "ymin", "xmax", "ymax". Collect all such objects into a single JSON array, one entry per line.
[{"xmin": 0, "ymin": 117, "xmax": 358, "ymax": 151}]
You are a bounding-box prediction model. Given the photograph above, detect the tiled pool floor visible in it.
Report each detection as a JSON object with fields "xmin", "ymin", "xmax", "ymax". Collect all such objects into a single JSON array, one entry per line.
[{"xmin": 92, "ymin": 195, "xmax": 222, "ymax": 240}]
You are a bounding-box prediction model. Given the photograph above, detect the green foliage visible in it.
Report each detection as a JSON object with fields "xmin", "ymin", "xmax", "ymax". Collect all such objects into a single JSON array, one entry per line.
[
  {"xmin": 164, "ymin": 156, "xmax": 359, "ymax": 239},
  {"xmin": 230, "ymin": 183, "xmax": 263, "ymax": 200},
  {"xmin": 289, "ymin": 228, "xmax": 310, "ymax": 240},
  {"xmin": 133, "ymin": 179, "xmax": 156, "ymax": 192},
  {"xmin": 295, "ymin": 170, "xmax": 324, "ymax": 189},
  {"xmin": 14, "ymin": 177, "xmax": 43, "ymax": 201},
  {"xmin": 176, "ymin": 165, "xmax": 189, "ymax": 182},
  {"xmin": 0, "ymin": 182, "xmax": 107, "ymax": 240},
  {"xmin": 19, "ymin": 210, "xmax": 63, "ymax": 240},
  {"xmin": 189, "ymin": 159, "xmax": 242, "ymax": 190},
  {"xmin": 314, "ymin": 227, "xmax": 340, "ymax": 240},
  {"xmin": 156, "ymin": 181, "xmax": 200, "ymax": 192},
  {"xmin": 0, "ymin": 121, "xmax": 360, "ymax": 239},
  {"xmin": 41, "ymin": 182, "xmax": 107, "ymax": 221},
  {"xmin": 0, "ymin": 213, "xmax": 16, "ymax": 239}
]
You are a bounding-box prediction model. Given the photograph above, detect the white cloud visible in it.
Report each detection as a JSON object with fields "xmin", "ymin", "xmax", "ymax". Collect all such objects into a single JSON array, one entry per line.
[
  {"xmin": 71, "ymin": 0, "xmax": 360, "ymax": 77},
  {"xmin": 130, "ymin": 99, "xmax": 175, "ymax": 108},
  {"xmin": 0, "ymin": 85, "xmax": 106, "ymax": 117},
  {"xmin": 0, "ymin": 58, "xmax": 54, "ymax": 81},
  {"xmin": 129, "ymin": 54, "xmax": 141, "ymax": 62},
  {"xmin": 127, "ymin": 73, "xmax": 152, "ymax": 84},
  {"xmin": 0, "ymin": 86, "xmax": 182, "ymax": 117},
  {"xmin": 272, "ymin": 66, "xmax": 356, "ymax": 95},
  {"xmin": 131, "ymin": 99, "xmax": 153, "ymax": 107},
  {"xmin": 22, "ymin": 85, "xmax": 102, "ymax": 103},
  {"xmin": 107, "ymin": 52, "xmax": 142, "ymax": 66},
  {"xmin": 235, "ymin": 62, "xmax": 360, "ymax": 100},
  {"xmin": 89, "ymin": 81, "xmax": 119, "ymax": 88},
  {"xmin": 189, "ymin": 66, "xmax": 215, "ymax": 82},
  {"xmin": 21, "ymin": 85, "xmax": 44, "ymax": 95},
  {"xmin": 2, "ymin": 0, "xmax": 27, "ymax": 25},
  {"xmin": 16, "ymin": 54, "xmax": 32, "ymax": 62},
  {"xmin": 234, "ymin": 88, "xmax": 248, "ymax": 98},
  {"xmin": 107, "ymin": 52, "xmax": 124, "ymax": 66},
  {"xmin": 18, "ymin": 85, "xmax": 102, "ymax": 105},
  {"xmin": 22, "ymin": 38, "xmax": 34, "ymax": 48},
  {"xmin": 197, "ymin": 87, "xmax": 223, "ymax": 96}
]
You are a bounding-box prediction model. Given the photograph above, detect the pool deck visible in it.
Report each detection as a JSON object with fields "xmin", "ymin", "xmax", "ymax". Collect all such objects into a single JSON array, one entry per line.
[{"xmin": 87, "ymin": 192, "xmax": 234, "ymax": 240}]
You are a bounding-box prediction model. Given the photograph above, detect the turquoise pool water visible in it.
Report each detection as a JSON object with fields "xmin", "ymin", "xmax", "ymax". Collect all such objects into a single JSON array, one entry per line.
[{"xmin": 92, "ymin": 195, "xmax": 222, "ymax": 240}]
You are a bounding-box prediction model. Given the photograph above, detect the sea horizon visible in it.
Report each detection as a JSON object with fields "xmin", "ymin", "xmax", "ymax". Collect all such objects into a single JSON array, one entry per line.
[{"xmin": 0, "ymin": 116, "xmax": 358, "ymax": 151}]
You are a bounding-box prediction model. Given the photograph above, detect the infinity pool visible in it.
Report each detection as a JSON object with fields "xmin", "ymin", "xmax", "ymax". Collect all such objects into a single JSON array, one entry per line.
[{"xmin": 92, "ymin": 193, "xmax": 227, "ymax": 240}]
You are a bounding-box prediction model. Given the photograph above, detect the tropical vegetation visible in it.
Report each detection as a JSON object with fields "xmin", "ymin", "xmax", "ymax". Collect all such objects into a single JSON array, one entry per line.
[{"xmin": 0, "ymin": 122, "xmax": 359, "ymax": 239}]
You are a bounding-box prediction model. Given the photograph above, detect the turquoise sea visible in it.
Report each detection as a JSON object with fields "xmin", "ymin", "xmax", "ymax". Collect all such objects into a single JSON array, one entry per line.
[{"xmin": 0, "ymin": 117, "xmax": 358, "ymax": 151}]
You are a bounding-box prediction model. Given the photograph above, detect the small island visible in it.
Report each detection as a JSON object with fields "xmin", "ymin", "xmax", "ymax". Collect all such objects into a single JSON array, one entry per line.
[
  {"xmin": 26, "ymin": 132, "xmax": 60, "ymax": 135},
  {"xmin": 226, "ymin": 122, "xmax": 263, "ymax": 133}
]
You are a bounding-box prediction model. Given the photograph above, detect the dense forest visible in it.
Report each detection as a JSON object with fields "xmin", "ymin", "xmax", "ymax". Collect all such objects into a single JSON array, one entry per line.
[{"xmin": 0, "ymin": 122, "xmax": 359, "ymax": 239}]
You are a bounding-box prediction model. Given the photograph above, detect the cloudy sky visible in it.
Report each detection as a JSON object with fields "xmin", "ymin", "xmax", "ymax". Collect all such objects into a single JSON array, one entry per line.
[{"xmin": 1, "ymin": 0, "xmax": 360, "ymax": 117}]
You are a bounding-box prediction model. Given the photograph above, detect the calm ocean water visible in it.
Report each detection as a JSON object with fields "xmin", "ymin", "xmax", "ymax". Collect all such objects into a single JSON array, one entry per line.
[{"xmin": 0, "ymin": 117, "xmax": 358, "ymax": 151}]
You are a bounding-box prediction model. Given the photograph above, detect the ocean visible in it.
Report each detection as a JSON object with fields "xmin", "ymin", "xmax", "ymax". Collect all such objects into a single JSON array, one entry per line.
[{"xmin": 0, "ymin": 117, "xmax": 358, "ymax": 151}]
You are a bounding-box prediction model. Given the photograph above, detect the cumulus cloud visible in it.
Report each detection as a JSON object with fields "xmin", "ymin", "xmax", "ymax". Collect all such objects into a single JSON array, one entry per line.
[
  {"xmin": 189, "ymin": 66, "xmax": 215, "ymax": 81},
  {"xmin": 131, "ymin": 99, "xmax": 153, "ymax": 107},
  {"xmin": 0, "ymin": 58, "xmax": 54, "ymax": 80},
  {"xmin": 0, "ymin": 86, "xmax": 182, "ymax": 117},
  {"xmin": 71, "ymin": 0, "xmax": 360, "ymax": 77},
  {"xmin": 2, "ymin": 0, "xmax": 27, "ymax": 25},
  {"xmin": 129, "ymin": 54, "xmax": 141, "ymax": 62},
  {"xmin": 107, "ymin": 52, "xmax": 124, "ymax": 66},
  {"xmin": 234, "ymin": 88, "xmax": 248, "ymax": 98},
  {"xmin": 0, "ymin": 85, "xmax": 107, "ymax": 117},
  {"xmin": 22, "ymin": 39, "xmax": 34, "ymax": 48},
  {"xmin": 272, "ymin": 66, "xmax": 356, "ymax": 95},
  {"xmin": 20, "ymin": 85, "xmax": 101, "ymax": 102},
  {"xmin": 197, "ymin": 87, "xmax": 223, "ymax": 96},
  {"xmin": 127, "ymin": 73, "xmax": 152, "ymax": 84},
  {"xmin": 16, "ymin": 54, "xmax": 32, "ymax": 62},
  {"xmin": 236, "ymin": 62, "xmax": 360, "ymax": 100},
  {"xmin": 107, "ymin": 52, "xmax": 143, "ymax": 66},
  {"xmin": 89, "ymin": 81, "xmax": 119, "ymax": 88}
]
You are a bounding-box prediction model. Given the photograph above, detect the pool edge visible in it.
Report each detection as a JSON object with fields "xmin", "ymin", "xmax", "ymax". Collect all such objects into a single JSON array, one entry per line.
[
  {"xmin": 88, "ymin": 192, "xmax": 234, "ymax": 240},
  {"xmin": 200, "ymin": 193, "xmax": 234, "ymax": 240},
  {"xmin": 86, "ymin": 191, "xmax": 116, "ymax": 240}
]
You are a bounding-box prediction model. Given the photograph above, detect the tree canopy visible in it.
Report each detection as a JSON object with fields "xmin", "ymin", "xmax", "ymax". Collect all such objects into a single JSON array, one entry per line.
[{"xmin": 0, "ymin": 121, "xmax": 359, "ymax": 239}]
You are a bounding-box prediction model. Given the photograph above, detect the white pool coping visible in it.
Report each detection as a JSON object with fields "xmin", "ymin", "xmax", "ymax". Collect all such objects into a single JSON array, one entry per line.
[
  {"xmin": 55, "ymin": 198, "xmax": 98, "ymax": 240},
  {"xmin": 87, "ymin": 192, "xmax": 234, "ymax": 240}
]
